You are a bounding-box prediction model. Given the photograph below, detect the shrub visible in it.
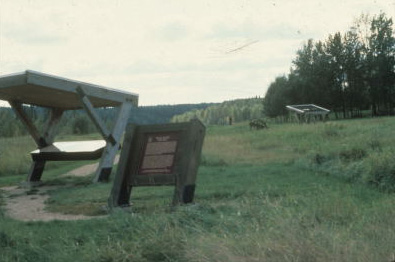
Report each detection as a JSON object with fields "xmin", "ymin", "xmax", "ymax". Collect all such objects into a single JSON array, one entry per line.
[
  {"xmin": 367, "ymin": 137, "xmax": 382, "ymax": 151},
  {"xmin": 313, "ymin": 153, "xmax": 327, "ymax": 165},
  {"xmin": 339, "ymin": 148, "xmax": 367, "ymax": 162},
  {"xmin": 0, "ymin": 232, "xmax": 15, "ymax": 248},
  {"xmin": 364, "ymin": 150, "xmax": 395, "ymax": 192},
  {"xmin": 72, "ymin": 115, "xmax": 93, "ymax": 135},
  {"xmin": 323, "ymin": 122, "xmax": 345, "ymax": 137}
]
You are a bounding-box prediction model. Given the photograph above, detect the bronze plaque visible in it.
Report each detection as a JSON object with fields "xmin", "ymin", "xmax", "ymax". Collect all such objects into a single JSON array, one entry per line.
[{"xmin": 139, "ymin": 132, "xmax": 179, "ymax": 175}]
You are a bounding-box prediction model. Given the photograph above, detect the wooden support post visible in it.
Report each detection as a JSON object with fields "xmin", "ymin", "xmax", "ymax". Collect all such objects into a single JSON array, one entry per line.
[
  {"xmin": 108, "ymin": 124, "xmax": 136, "ymax": 208},
  {"xmin": 9, "ymin": 102, "xmax": 64, "ymax": 182},
  {"xmin": 76, "ymin": 87, "xmax": 116, "ymax": 145},
  {"xmin": 93, "ymin": 101, "xmax": 133, "ymax": 182},
  {"xmin": 43, "ymin": 108, "xmax": 64, "ymax": 144},
  {"xmin": 28, "ymin": 108, "xmax": 64, "ymax": 181},
  {"xmin": 9, "ymin": 101, "xmax": 46, "ymax": 147},
  {"xmin": 27, "ymin": 161, "xmax": 46, "ymax": 182}
]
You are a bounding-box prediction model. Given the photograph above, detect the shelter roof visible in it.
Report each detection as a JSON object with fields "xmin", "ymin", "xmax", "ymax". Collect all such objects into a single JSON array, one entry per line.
[
  {"xmin": 0, "ymin": 70, "xmax": 138, "ymax": 109},
  {"xmin": 286, "ymin": 104, "xmax": 330, "ymax": 115}
]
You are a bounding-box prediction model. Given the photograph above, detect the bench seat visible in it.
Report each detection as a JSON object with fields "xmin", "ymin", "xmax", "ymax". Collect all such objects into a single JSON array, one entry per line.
[{"xmin": 31, "ymin": 140, "xmax": 106, "ymax": 161}]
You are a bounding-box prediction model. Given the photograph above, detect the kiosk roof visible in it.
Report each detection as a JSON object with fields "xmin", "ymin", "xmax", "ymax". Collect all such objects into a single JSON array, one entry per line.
[
  {"xmin": 0, "ymin": 70, "xmax": 138, "ymax": 109},
  {"xmin": 286, "ymin": 104, "xmax": 330, "ymax": 115}
]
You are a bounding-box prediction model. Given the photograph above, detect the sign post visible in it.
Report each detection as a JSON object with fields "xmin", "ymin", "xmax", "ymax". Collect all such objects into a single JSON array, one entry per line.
[{"xmin": 109, "ymin": 119, "xmax": 206, "ymax": 208}]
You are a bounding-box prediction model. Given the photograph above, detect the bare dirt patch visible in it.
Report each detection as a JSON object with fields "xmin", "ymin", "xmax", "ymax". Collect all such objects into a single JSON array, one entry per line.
[
  {"xmin": 1, "ymin": 185, "xmax": 93, "ymax": 221},
  {"xmin": 62, "ymin": 155, "xmax": 120, "ymax": 177},
  {"xmin": 0, "ymin": 157, "xmax": 120, "ymax": 222}
]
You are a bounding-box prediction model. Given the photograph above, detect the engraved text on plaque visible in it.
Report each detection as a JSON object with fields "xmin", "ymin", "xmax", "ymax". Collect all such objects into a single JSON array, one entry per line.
[{"xmin": 139, "ymin": 132, "xmax": 179, "ymax": 174}]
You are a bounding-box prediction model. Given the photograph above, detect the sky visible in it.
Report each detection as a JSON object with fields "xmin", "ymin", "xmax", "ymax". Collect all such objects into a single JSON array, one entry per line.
[{"xmin": 0, "ymin": 0, "xmax": 394, "ymax": 106}]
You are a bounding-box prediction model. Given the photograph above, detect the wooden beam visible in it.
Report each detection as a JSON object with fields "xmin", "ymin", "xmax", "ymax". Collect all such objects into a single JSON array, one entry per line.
[
  {"xmin": 108, "ymin": 124, "xmax": 137, "ymax": 208},
  {"xmin": 93, "ymin": 101, "xmax": 133, "ymax": 182},
  {"xmin": 9, "ymin": 101, "xmax": 46, "ymax": 147},
  {"xmin": 1, "ymin": 70, "xmax": 138, "ymax": 110},
  {"xmin": 27, "ymin": 161, "xmax": 46, "ymax": 182},
  {"xmin": 76, "ymin": 86, "xmax": 116, "ymax": 145},
  {"xmin": 27, "ymin": 70, "xmax": 138, "ymax": 106},
  {"xmin": 9, "ymin": 103, "xmax": 65, "ymax": 182},
  {"xmin": 43, "ymin": 108, "xmax": 64, "ymax": 145}
]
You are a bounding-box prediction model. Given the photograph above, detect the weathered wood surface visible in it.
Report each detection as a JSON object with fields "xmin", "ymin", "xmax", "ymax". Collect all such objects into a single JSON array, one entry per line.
[
  {"xmin": 76, "ymin": 86, "xmax": 116, "ymax": 145},
  {"xmin": 31, "ymin": 140, "xmax": 106, "ymax": 161},
  {"xmin": 109, "ymin": 119, "xmax": 206, "ymax": 208},
  {"xmin": 93, "ymin": 101, "xmax": 134, "ymax": 182},
  {"xmin": 9, "ymin": 101, "xmax": 45, "ymax": 147},
  {"xmin": 1, "ymin": 70, "xmax": 138, "ymax": 183},
  {"xmin": 0, "ymin": 70, "xmax": 138, "ymax": 109}
]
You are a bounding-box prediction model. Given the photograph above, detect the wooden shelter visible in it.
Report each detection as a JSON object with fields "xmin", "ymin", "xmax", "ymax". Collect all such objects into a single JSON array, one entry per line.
[
  {"xmin": 286, "ymin": 104, "xmax": 330, "ymax": 123},
  {"xmin": 0, "ymin": 70, "xmax": 138, "ymax": 183}
]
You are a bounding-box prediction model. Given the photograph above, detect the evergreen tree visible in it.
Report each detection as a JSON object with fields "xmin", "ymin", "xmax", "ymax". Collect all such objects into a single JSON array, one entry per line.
[{"xmin": 263, "ymin": 12, "xmax": 395, "ymax": 119}]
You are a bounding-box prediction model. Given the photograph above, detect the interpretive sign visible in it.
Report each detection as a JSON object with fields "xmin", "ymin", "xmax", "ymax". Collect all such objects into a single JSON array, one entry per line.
[
  {"xmin": 139, "ymin": 132, "xmax": 179, "ymax": 175},
  {"xmin": 109, "ymin": 119, "xmax": 205, "ymax": 208}
]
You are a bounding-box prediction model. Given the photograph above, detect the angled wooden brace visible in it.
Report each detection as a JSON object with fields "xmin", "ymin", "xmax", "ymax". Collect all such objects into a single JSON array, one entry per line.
[
  {"xmin": 93, "ymin": 101, "xmax": 133, "ymax": 182},
  {"xmin": 76, "ymin": 86, "xmax": 133, "ymax": 182},
  {"xmin": 76, "ymin": 87, "xmax": 116, "ymax": 145},
  {"xmin": 9, "ymin": 101, "xmax": 46, "ymax": 148},
  {"xmin": 9, "ymin": 101, "xmax": 64, "ymax": 182}
]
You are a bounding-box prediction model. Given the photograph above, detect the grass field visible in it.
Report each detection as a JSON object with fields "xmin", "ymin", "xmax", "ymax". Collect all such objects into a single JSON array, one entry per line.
[{"xmin": 1, "ymin": 117, "xmax": 395, "ymax": 261}]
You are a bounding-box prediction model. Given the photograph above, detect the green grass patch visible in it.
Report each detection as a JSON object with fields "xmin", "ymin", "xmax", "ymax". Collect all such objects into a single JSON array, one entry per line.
[
  {"xmin": 1, "ymin": 117, "xmax": 395, "ymax": 261},
  {"xmin": 1, "ymin": 163, "xmax": 395, "ymax": 261}
]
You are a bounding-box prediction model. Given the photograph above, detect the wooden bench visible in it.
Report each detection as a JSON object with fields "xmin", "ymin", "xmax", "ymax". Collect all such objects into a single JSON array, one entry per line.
[{"xmin": 31, "ymin": 140, "xmax": 106, "ymax": 161}]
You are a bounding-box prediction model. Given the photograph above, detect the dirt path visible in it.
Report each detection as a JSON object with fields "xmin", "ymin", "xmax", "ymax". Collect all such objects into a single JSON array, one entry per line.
[
  {"xmin": 0, "ymin": 156, "xmax": 119, "ymax": 222},
  {"xmin": 1, "ymin": 186, "xmax": 92, "ymax": 221},
  {"xmin": 62, "ymin": 155, "xmax": 120, "ymax": 177}
]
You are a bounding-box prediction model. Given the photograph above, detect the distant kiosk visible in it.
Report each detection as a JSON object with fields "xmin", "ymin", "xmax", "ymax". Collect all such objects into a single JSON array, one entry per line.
[
  {"xmin": 0, "ymin": 70, "xmax": 138, "ymax": 183},
  {"xmin": 286, "ymin": 104, "xmax": 330, "ymax": 123}
]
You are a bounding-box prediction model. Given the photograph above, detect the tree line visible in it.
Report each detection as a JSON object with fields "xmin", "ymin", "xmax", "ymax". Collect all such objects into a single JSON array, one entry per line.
[
  {"xmin": 264, "ymin": 13, "xmax": 395, "ymax": 118},
  {"xmin": 171, "ymin": 98, "xmax": 264, "ymax": 125},
  {"xmin": 0, "ymin": 103, "xmax": 214, "ymax": 137}
]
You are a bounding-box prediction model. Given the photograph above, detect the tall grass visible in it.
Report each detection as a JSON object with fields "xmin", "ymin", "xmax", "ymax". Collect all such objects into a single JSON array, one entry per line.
[
  {"xmin": 0, "ymin": 136, "xmax": 35, "ymax": 176},
  {"xmin": 203, "ymin": 117, "xmax": 395, "ymax": 192},
  {"xmin": 1, "ymin": 164, "xmax": 395, "ymax": 261}
]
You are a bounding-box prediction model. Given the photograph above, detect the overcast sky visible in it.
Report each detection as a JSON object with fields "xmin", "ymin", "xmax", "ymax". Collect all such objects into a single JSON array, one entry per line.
[{"xmin": 0, "ymin": 0, "xmax": 394, "ymax": 106}]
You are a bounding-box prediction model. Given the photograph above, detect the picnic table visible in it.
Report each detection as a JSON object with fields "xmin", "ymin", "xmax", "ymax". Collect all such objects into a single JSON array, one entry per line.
[{"xmin": 0, "ymin": 70, "xmax": 138, "ymax": 183}]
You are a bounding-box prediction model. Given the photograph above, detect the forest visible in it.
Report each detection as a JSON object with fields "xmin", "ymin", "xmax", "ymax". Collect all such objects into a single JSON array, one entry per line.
[
  {"xmin": 170, "ymin": 98, "xmax": 264, "ymax": 125},
  {"xmin": 0, "ymin": 103, "xmax": 214, "ymax": 137},
  {"xmin": 264, "ymin": 13, "xmax": 395, "ymax": 118},
  {"xmin": 0, "ymin": 97, "xmax": 265, "ymax": 138}
]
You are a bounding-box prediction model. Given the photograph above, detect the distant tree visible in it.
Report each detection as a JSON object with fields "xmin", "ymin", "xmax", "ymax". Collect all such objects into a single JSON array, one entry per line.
[
  {"xmin": 365, "ymin": 13, "xmax": 395, "ymax": 115},
  {"xmin": 264, "ymin": 76, "xmax": 292, "ymax": 117},
  {"xmin": 171, "ymin": 98, "xmax": 264, "ymax": 125},
  {"xmin": 343, "ymin": 29, "xmax": 369, "ymax": 116},
  {"xmin": 325, "ymin": 32, "xmax": 348, "ymax": 117},
  {"xmin": 72, "ymin": 115, "xmax": 93, "ymax": 135}
]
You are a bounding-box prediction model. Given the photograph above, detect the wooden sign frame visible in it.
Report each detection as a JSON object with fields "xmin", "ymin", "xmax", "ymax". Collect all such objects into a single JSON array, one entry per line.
[{"xmin": 109, "ymin": 119, "xmax": 205, "ymax": 208}]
